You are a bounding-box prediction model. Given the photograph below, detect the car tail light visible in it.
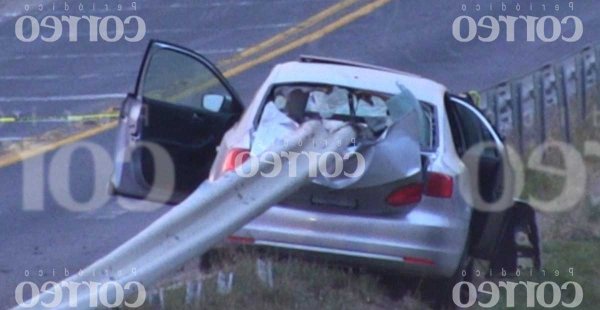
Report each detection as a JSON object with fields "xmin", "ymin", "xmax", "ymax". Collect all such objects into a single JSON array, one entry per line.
[
  {"xmin": 424, "ymin": 172, "xmax": 453, "ymax": 198},
  {"xmin": 222, "ymin": 148, "xmax": 250, "ymax": 172},
  {"xmin": 404, "ymin": 256, "xmax": 435, "ymax": 266},
  {"xmin": 386, "ymin": 184, "xmax": 423, "ymax": 206}
]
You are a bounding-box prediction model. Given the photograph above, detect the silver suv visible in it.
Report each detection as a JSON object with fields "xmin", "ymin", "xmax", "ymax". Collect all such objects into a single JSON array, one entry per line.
[{"xmin": 110, "ymin": 41, "xmax": 540, "ymax": 284}]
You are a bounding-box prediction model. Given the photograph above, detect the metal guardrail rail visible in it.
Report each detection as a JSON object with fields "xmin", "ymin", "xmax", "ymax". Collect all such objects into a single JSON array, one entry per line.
[
  {"xmin": 13, "ymin": 120, "xmax": 356, "ymax": 309},
  {"xmin": 476, "ymin": 43, "xmax": 600, "ymax": 154}
]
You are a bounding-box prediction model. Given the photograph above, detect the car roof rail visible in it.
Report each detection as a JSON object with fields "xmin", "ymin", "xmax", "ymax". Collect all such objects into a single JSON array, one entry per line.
[{"xmin": 298, "ymin": 55, "xmax": 420, "ymax": 77}]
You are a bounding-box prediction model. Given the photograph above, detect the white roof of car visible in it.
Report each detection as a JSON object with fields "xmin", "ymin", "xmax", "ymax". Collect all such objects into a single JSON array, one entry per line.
[{"xmin": 270, "ymin": 61, "xmax": 447, "ymax": 105}]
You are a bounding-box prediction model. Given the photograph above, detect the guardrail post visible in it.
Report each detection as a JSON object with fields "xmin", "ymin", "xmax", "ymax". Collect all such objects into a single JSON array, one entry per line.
[
  {"xmin": 185, "ymin": 280, "xmax": 202, "ymax": 305},
  {"xmin": 540, "ymin": 65, "xmax": 566, "ymax": 142},
  {"xmin": 563, "ymin": 56, "xmax": 581, "ymax": 138},
  {"xmin": 495, "ymin": 83, "xmax": 517, "ymax": 147},
  {"xmin": 575, "ymin": 53, "xmax": 586, "ymax": 119},
  {"xmin": 159, "ymin": 287, "xmax": 166, "ymax": 309},
  {"xmin": 556, "ymin": 62, "xmax": 572, "ymax": 143},
  {"xmin": 196, "ymin": 279, "xmax": 203, "ymax": 303},
  {"xmin": 534, "ymin": 70, "xmax": 546, "ymax": 144},
  {"xmin": 256, "ymin": 257, "xmax": 274, "ymax": 288},
  {"xmin": 596, "ymin": 44, "xmax": 600, "ymax": 95},
  {"xmin": 583, "ymin": 47, "xmax": 599, "ymax": 109},
  {"xmin": 479, "ymin": 90, "xmax": 497, "ymax": 126},
  {"xmin": 148, "ymin": 289, "xmax": 160, "ymax": 306},
  {"xmin": 217, "ymin": 271, "xmax": 234, "ymax": 295},
  {"xmin": 511, "ymin": 81, "xmax": 524, "ymax": 153},
  {"xmin": 517, "ymin": 74, "xmax": 540, "ymax": 154},
  {"xmin": 490, "ymin": 89, "xmax": 497, "ymax": 126}
]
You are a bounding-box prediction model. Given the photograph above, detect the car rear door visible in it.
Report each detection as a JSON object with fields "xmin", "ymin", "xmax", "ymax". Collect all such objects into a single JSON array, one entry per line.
[
  {"xmin": 446, "ymin": 95, "xmax": 515, "ymax": 259},
  {"xmin": 110, "ymin": 40, "xmax": 243, "ymax": 204},
  {"xmin": 446, "ymin": 95, "xmax": 513, "ymax": 210}
]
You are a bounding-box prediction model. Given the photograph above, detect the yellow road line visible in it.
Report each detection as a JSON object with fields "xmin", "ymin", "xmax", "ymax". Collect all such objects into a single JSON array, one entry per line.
[
  {"xmin": 222, "ymin": 0, "xmax": 391, "ymax": 78},
  {"xmin": 165, "ymin": 0, "xmax": 360, "ymax": 101},
  {"xmin": 0, "ymin": 117, "xmax": 16, "ymax": 123},
  {"xmin": 0, "ymin": 121, "xmax": 117, "ymax": 168},
  {"xmin": 170, "ymin": 0, "xmax": 390, "ymax": 104},
  {"xmin": 219, "ymin": 0, "xmax": 358, "ymax": 66},
  {"xmin": 66, "ymin": 112, "xmax": 119, "ymax": 122},
  {"xmin": 0, "ymin": 0, "xmax": 391, "ymax": 168},
  {"xmin": 0, "ymin": 113, "xmax": 119, "ymax": 123}
]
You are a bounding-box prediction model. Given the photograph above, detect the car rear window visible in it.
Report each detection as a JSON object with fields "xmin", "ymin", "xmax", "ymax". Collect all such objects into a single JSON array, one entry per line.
[
  {"xmin": 256, "ymin": 83, "xmax": 437, "ymax": 150},
  {"xmin": 261, "ymin": 83, "xmax": 390, "ymax": 125}
]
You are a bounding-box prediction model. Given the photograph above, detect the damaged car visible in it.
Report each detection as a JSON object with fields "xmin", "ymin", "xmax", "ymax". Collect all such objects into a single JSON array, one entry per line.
[{"xmin": 109, "ymin": 41, "xmax": 541, "ymax": 289}]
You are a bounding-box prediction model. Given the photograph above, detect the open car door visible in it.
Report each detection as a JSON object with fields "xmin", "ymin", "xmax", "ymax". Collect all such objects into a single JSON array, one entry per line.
[{"xmin": 110, "ymin": 40, "xmax": 243, "ymax": 204}]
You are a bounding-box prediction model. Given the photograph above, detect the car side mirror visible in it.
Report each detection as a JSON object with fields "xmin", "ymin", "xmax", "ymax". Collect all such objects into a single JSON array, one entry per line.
[{"xmin": 202, "ymin": 94, "xmax": 226, "ymax": 112}]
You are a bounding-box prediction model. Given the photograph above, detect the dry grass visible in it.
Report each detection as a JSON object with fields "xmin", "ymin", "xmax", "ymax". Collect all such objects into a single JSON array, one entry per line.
[{"xmin": 134, "ymin": 247, "xmax": 434, "ymax": 310}]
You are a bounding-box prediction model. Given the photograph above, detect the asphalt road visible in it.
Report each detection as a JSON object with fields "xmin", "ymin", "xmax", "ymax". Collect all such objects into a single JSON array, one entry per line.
[{"xmin": 1, "ymin": 0, "xmax": 600, "ymax": 307}]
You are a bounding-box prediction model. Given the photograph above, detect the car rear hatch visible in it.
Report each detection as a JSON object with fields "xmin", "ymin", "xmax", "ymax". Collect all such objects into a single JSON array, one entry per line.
[{"xmin": 244, "ymin": 83, "xmax": 439, "ymax": 214}]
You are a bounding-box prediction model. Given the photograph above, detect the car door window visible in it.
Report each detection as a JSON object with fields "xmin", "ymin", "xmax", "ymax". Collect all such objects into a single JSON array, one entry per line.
[
  {"xmin": 446, "ymin": 101, "xmax": 467, "ymax": 156},
  {"xmin": 455, "ymin": 103, "xmax": 499, "ymax": 159},
  {"xmin": 142, "ymin": 48, "xmax": 233, "ymax": 112},
  {"xmin": 455, "ymin": 105, "xmax": 486, "ymax": 148},
  {"xmin": 447, "ymin": 98, "xmax": 498, "ymax": 152}
]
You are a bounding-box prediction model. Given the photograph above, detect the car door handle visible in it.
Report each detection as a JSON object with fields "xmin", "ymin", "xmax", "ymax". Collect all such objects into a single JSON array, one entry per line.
[{"xmin": 192, "ymin": 113, "xmax": 205, "ymax": 122}]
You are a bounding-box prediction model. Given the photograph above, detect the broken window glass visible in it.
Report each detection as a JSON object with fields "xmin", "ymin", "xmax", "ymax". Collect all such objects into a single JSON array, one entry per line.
[
  {"xmin": 258, "ymin": 83, "xmax": 430, "ymax": 148},
  {"xmin": 306, "ymin": 86, "xmax": 351, "ymax": 118},
  {"xmin": 355, "ymin": 96, "xmax": 388, "ymax": 117}
]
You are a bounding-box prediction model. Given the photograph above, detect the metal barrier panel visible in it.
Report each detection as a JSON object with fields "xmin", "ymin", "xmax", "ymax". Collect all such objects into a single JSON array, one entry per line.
[
  {"xmin": 560, "ymin": 56, "xmax": 580, "ymax": 143},
  {"xmin": 479, "ymin": 90, "xmax": 497, "ymax": 126},
  {"xmin": 583, "ymin": 46, "xmax": 599, "ymax": 114},
  {"xmin": 484, "ymin": 44, "xmax": 600, "ymax": 153},
  {"xmin": 515, "ymin": 74, "xmax": 542, "ymax": 154},
  {"xmin": 596, "ymin": 43, "xmax": 600, "ymax": 94},
  {"xmin": 583, "ymin": 47, "xmax": 598, "ymax": 90},
  {"xmin": 540, "ymin": 65, "xmax": 568, "ymax": 142},
  {"xmin": 495, "ymin": 83, "xmax": 519, "ymax": 148}
]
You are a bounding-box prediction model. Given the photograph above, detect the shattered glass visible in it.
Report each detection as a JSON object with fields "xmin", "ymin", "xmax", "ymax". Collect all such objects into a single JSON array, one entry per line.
[
  {"xmin": 306, "ymin": 86, "xmax": 351, "ymax": 118},
  {"xmin": 251, "ymin": 101, "xmax": 299, "ymax": 156},
  {"xmin": 385, "ymin": 83, "xmax": 428, "ymax": 147},
  {"xmin": 252, "ymin": 83, "xmax": 427, "ymax": 189},
  {"xmin": 355, "ymin": 96, "xmax": 387, "ymax": 117}
]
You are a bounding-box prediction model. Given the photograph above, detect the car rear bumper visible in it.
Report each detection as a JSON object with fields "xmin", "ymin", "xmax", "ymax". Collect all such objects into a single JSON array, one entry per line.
[{"xmin": 232, "ymin": 199, "xmax": 470, "ymax": 278}]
